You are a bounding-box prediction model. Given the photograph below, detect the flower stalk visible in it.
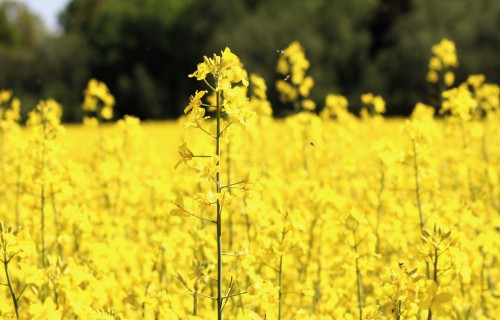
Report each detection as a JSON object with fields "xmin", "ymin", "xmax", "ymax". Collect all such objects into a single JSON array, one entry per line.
[{"xmin": 215, "ymin": 89, "xmax": 224, "ymax": 320}]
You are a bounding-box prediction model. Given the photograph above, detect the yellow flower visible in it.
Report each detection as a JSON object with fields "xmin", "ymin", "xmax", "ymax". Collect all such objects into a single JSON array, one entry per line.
[
  {"xmin": 467, "ymin": 74, "xmax": 485, "ymax": 87},
  {"xmin": 426, "ymin": 70, "xmax": 439, "ymax": 83},
  {"xmin": 276, "ymin": 80, "xmax": 298, "ymax": 103},
  {"xmin": 301, "ymin": 99, "xmax": 316, "ymax": 111},
  {"xmin": 169, "ymin": 195, "xmax": 192, "ymax": 217},
  {"xmin": 82, "ymin": 95, "xmax": 98, "ymax": 112},
  {"xmin": 184, "ymin": 90, "xmax": 208, "ymax": 114},
  {"xmin": 411, "ymin": 103, "xmax": 435, "ymax": 121},
  {"xmin": 83, "ymin": 116, "xmax": 99, "ymax": 127},
  {"xmin": 81, "ymin": 79, "xmax": 115, "ymax": 121},
  {"xmin": 221, "ymin": 47, "xmax": 249, "ymax": 87},
  {"xmin": 0, "ymin": 89, "xmax": 12, "ymax": 104},
  {"xmin": 276, "ymin": 58, "xmax": 289, "ymax": 75},
  {"xmin": 250, "ymin": 73, "xmax": 267, "ymax": 100},
  {"xmin": 101, "ymin": 105, "xmax": 113, "ymax": 120},
  {"xmin": 223, "ymin": 87, "xmax": 254, "ymax": 126},
  {"xmin": 174, "ymin": 140, "xmax": 194, "ymax": 169},
  {"xmin": 444, "ymin": 71, "xmax": 455, "ymax": 87},
  {"xmin": 247, "ymin": 280, "xmax": 270, "ymax": 295},
  {"xmin": 19, "ymin": 262, "xmax": 45, "ymax": 286},
  {"xmin": 220, "ymin": 47, "xmax": 239, "ymax": 68},
  {"xmin": 242, "ymin": 167, "xmax": 260, "ymax": 190},
  {"xmin": 27, "ymin": 297, "xmax": 62, "ymax": 320},
  {"xmin": 361, "ymin": 93, "xmax": 385, "ymax": 114},
  {"xmin": 184, "ymin": 105, "xmax": 208, "ymax": 128},
  {"xmin": 361, "ymin": 93, "xmax": 374, "ymax": 105},
  {"xmin": 189, "ymin": 60, "xmax": 211, "ymax": 81},
  {"xmin": 373, "ymin": 95, "xmax": 386, "ymax": 113},
  {"xmin": 431, "ymin": 38, "xmax": 458, "ymax": 68},
  {"xmin": 419, "ymin": 282, "xmax": 453, "ymax": 317},
  {"xmin": 4, "ymin": 97, "xmax": 21, "ymax": 121},
  {"xmin": 441, "ymin": 83, "xmax": 478, "ymax": 120},
  {"xmin": 299, "ymin": 76, "xmax": 314, "ymax": 97},
  {"xmin": 200, "ymin": 155, "xmax": 219, "ymax": 180},
  {"xmin": 321, "ymin": 93, "xmax": 349, "ymax": 119},
  {"xmin": 428, "ymin": 57, "xmax": 442, "ymax": 71}
]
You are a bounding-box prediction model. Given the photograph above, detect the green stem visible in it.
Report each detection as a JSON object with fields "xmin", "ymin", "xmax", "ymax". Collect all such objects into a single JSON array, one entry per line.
[
  {"xmin": 353, "ymin": 230, "xmax": 363, "ymax": 320},
  {"xmin": 313, "ymin": 225, "xmax": 323, "ymax": 312},
  {"xmin": 396, "ymin": 300, "xmax": 401, "ymax": 320},
  {"xmin": 433, "ymin": 247, "xmax": 439, "ymax": 284},
  {"xmin": 426, "ymin": 247, "xmax": 439, "ymax": 320},
  {"xmin": 278, "ymin": 212, "xmax": 288, "ymax": 320},
  {"xmin": 411, "ymin": 139, "xmax": 425, "ymax": 234},
  {"xmin": 216, "ymin": 89, "xmax": 223, "ymax": 320},
  {"xmin": 41, "ymin": 184, "xmax": 46, "ymax": 269},
  {"xmin": 278, "ymin": 253, "xmax": 283, "ymax": 320},
  {"xmin": 227, "ymin": 142, "xmax": 233, "ymax": 251},
  {"xmin": 3, "ymin": 246, "xmax": 19, "ymax": 319},
  {"xmin": 193, "ymin": 291, "xmax": 198, "ymax": 316},
  {"xmin": 40, "ymin": 107, "xmax": 48, "ymax": 271},
  {"xmin": 50, "ymin": 184, "xmax": 63, "ymax": 257},
  {"xmin": 412, "ymin": 138, "xmax": 431, "ymax": 280}
]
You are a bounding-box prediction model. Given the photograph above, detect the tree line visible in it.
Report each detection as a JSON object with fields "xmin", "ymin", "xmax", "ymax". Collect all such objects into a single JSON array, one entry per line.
[{"xmin": 1, "ymin": 0, "xmax": 499, "ymax": 121}]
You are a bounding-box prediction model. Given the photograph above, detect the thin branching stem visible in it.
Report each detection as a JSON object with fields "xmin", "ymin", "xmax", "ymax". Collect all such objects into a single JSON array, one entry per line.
[
  {"xmin": 220, "ymin": 122, "xmax": 233, "ymax": 136},
  {"xmin": 221, "ymin": 181, "xmax": 244, "ymax": 189},
  {"xmin": 198, "ymin": 126, "xmax": 216, "ymax": 138},
  {"xmin": 203, "ymin": 79, "xmax": 216, "ymax": 91},
  {"xmin": 190, "ymin": 213, "xmax": 216, "ymax": 224}
]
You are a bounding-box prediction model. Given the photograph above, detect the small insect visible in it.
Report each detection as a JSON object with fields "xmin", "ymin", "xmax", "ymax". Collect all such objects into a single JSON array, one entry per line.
[
  {"xmin": 276, "ymin": 49, "xmax": 285, "ymax": 55},
  {"xmin": 310, "ymin": 142, "xmax": 315, "ymax": 147},
  {"xmin": 398, "ymin": 262, "xmax": 405, "ymax": 268},
  {"xmin": 284, "ymin": 74, "xmax": 291, "ymax": 81}
]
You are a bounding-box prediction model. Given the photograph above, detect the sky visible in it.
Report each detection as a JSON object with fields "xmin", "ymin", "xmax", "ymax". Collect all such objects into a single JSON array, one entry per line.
[{"xmin": 14, "ymin": 0, "xmax": 70, "ymax": 32}]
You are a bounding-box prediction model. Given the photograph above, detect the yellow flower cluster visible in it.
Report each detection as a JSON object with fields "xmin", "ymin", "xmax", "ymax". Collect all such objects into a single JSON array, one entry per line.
[
  {"xmin": 361, "ymin": 93, "xmax": 386, "ymax": 118},
  {"xmin": 276, "ymin": 41, "xmax": 315, "ymax": 111},
  {"xmin": 426, "ymin": 38, "xmax": 458, "ymax": 86},
  {"xmin": 82, "ymin": 79, "xmax": 115, "ymax": 121},
  {"xmin": 0, "ymin": 40, "xmax": 498, "ymax": 320}
]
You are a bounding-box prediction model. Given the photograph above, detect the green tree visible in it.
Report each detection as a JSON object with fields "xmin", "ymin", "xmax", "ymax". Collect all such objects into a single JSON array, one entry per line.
[
  {"xmin": 34, "ymin": 33, "xmax": 94, "ymax": 121},
  {"xmin": 364, "ymin": 0, "xmax": 500, "ymax": 114},
  {"xmin": 0, "ymin": 0, "xmax": 46, "ymax": 47},
  {"xmin": 0, "ymin": 1, "xmax": 48, "ymax": 117},
  {"xmin": 60, "ymin": 0, "xmax": 200, "ymax": 119},
  {"xmin": 206, "ymin": 0, "xmax": 378, "ymax": 115}
]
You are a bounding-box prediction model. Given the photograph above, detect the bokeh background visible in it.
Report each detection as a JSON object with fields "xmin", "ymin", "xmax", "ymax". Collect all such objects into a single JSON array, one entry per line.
[{"xmin": 1, "ymin": 0, "xmax": 499, "ymax": 121}]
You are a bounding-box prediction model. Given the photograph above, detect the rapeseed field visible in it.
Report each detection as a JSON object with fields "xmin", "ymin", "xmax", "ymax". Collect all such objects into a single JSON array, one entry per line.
[{"xmin": 0, "ymin": 40, "xmax": 498, "ymax": 319}]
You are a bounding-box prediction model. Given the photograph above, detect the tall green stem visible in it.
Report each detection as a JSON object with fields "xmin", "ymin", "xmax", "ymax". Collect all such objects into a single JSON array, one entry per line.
[
  {"xmin": 278, "ymin": 253, "xmax": 283, "ymax": 320},
  {"xmin": 216, "ymin": 89, "xmax": 223, "ymax": 320},
  {"xmin": 277, "ymin": 211, "xmax": 288, "ymax": 320},
  {"xmin": 411, "ymin": 139, "xmax": 432, "ymax": 319},
  {"xmin": 40, "ymin": 108, "xmax": 48, "ymax": 271},
  {"xmin": 411, "ymin": 140, "xmax": 425, "ymax": 234},
  {"xmin": 3, "ymin": 245, "xmax": 19, "ymax": 319},
  {"xmin": 41, "ymin": 184, "xmax": 46, "ymax": 269}
]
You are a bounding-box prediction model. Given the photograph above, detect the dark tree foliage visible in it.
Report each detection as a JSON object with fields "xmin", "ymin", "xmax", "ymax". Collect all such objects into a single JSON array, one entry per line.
[
  {"xmin": 59, "ymin": 0, "xmax": 199, "ymax": 119},
  {"xmin": 1, "ymin": 0, "xmax": 499, "ymax": 121},
  {"xmin": 364, "ymin": 0, "xmax": 500, "ymax": 115}
]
